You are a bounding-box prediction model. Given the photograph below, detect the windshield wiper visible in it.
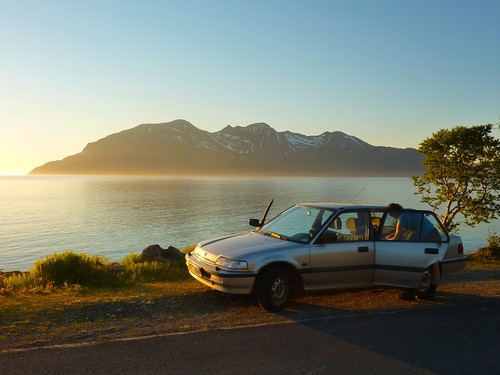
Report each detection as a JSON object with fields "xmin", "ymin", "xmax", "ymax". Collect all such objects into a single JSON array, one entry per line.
[{"xmin": 263, "ymin": 232, "xmax": 287, "ymax": 240}]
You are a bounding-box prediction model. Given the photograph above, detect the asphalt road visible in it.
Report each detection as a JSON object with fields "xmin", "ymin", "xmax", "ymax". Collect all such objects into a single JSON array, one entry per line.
[{"xmin": 1, "ymin": 301, "xmax": 499, "ymax": 375}]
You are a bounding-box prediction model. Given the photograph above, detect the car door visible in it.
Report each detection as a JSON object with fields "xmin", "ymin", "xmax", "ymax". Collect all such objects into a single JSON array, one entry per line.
[
  {"xmin": 307, "ymin": 210, "xmax": 374, "ymax": 290},
  {"xmin": 373, "ymin": 210, "xmax": 449, "ymax": 288}
]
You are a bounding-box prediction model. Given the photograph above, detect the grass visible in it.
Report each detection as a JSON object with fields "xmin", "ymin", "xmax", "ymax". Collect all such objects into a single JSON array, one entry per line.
[{"xmin": 0, "ymin": 246, "xmax": 195, "ymax": 296}]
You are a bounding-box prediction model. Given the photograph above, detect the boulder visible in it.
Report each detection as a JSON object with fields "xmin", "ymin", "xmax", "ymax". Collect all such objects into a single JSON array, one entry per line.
[{"xmin": 139, "ymin": 244, "xmax": 184, "ymax": 265}]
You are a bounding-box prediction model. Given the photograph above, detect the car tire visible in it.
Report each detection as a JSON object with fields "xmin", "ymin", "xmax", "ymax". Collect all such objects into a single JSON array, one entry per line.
[
  {"xmin": 257, "ymin": 267, "xmax": 291, "ymax": 312},
  {"xmin": 417, "ymin": 269, "xmax": 431, "ymax": 292}
]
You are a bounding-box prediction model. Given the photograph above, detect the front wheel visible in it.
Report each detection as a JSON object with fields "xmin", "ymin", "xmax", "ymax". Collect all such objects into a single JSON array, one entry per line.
[{"xmin": 257, "ymin": 267, "xmax": 291, "ymax": 312}]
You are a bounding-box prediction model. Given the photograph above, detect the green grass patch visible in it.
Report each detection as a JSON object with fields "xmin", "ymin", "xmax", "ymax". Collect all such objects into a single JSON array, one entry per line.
[
  {"xmin": 119, "ymin": 253, "xmax": 188, "ymax": 284},
  {"xmin": 1, "ymin": 248, "xmax": 192, "ymax": 296}
]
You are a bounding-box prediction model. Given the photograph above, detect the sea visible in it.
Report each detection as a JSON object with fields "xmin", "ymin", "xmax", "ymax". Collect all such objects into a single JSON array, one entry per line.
[{"xmin": 1, "ymin": 175, "xmax": 498, "ymax": 272}]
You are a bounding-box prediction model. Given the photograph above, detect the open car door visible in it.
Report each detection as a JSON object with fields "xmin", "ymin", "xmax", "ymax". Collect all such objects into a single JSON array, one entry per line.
[{"xmin": 373, "ymin": 210, "xmax": 449, "ymax": 289}]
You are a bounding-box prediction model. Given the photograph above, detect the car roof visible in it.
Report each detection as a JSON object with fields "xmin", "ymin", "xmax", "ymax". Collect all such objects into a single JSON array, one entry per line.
[{"xmin": 298, "ymin": 202, "xmax": 388, "ymax": 211}]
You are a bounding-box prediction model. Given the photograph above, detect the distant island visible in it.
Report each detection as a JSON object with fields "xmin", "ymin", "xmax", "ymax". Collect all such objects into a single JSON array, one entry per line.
[{"xmin": 30, "ymin": 119, "xmax": 424, "ymax": 177}]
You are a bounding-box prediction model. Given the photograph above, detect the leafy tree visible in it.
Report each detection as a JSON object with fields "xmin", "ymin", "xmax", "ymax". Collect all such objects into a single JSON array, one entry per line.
[{"xmin": 412, "ymin": 124, "xmax": 500, "ymax": 232}]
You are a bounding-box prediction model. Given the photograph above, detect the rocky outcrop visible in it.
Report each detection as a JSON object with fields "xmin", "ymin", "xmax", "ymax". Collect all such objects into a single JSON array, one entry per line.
[{"xmin": 139, "ymin": 244, "xmax": 184, "ymax": 265}]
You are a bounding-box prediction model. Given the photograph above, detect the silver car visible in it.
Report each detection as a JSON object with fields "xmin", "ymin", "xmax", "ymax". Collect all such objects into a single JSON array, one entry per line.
[{"xmin": 186, "ymin": 200, "xmax": 467, "ymax": 311}]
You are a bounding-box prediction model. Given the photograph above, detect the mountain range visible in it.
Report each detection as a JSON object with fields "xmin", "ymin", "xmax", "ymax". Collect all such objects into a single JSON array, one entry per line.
[{"xmin": 29, "ymin": 119, "xmax": 424, "ymax": 176}]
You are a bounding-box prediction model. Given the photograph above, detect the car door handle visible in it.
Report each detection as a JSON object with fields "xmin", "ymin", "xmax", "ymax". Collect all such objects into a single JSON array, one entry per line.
[
  {"xmin": 358, "ymin": 246, "xmax": 369, "ymax": 253},
  {"xmin": 425, "ymin": 248, "xmax": 439, "ymax": 254}
]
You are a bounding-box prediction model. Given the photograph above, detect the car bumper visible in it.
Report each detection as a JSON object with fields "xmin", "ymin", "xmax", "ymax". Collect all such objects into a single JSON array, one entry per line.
[
  {"xmin": 440, "ymin": 256, "xmax": 467, "ymax": 276},
  {"xmin": 186, "ymin": 255, "xmax": 257, "ymax": 295}
]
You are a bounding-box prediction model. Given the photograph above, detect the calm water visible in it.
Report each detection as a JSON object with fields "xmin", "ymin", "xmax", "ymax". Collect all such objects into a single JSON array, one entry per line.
[{"xmin": 1, "ymin": 176, "xmax": 498, "ymax": 271}]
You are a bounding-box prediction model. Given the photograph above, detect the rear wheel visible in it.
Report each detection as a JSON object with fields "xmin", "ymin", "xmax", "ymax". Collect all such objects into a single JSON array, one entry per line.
[
  {"xmin": 257, "ymin": 267, "xmax": 291, "ymax": 312},
  {"xmin": 417, "ymin": 270, "xmax": 431, "ymax": 292}
]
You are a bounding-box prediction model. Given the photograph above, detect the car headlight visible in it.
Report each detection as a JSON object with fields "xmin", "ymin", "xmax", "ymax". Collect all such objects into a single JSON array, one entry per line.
[{"xmin": 215, "ymin": 256, "xmax": 248, "ymax": 270}]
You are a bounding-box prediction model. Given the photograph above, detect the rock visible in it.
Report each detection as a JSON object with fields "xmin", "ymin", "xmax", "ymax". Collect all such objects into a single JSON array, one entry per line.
[{"xmin": 139, "ymin": 245, "xmax": 184, "ymax": 265}]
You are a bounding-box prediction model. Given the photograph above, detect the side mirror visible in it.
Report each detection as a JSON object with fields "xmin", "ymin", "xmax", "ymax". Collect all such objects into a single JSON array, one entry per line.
[{"xmin": 248, "ymin": 218, "xmax": 261, "ymax": 227}]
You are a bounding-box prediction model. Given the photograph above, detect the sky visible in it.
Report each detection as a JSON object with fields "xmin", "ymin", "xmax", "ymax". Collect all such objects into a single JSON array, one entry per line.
[{"xmin": 1, "ymin": 0, "xmax": 499, "ymax": 174}]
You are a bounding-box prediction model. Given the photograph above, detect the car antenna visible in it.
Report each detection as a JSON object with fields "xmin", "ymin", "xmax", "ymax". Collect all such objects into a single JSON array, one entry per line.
[
  {"xmin": 259, "ymin": 198, "xmax": 274, "ymax": 226},
  {"xmin": 348, "ymin": 188, "xmax": 365, "ymax": 203}
]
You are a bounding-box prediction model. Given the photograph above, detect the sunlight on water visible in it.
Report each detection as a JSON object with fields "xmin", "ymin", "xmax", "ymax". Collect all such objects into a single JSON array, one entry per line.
[{"xmin": 0, "ymin": 176, "xmax": 497, "ymax": 271}]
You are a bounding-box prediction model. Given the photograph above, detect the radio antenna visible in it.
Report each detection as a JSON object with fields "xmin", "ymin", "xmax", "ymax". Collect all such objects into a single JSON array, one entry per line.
[{"xmin": 348, "ymin": 188, "xmax": 365, "ymax": 203}]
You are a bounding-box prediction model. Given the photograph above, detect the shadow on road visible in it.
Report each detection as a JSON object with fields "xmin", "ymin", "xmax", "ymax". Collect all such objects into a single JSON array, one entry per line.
[{"xmin": 275, "ymin": 290, "xmax": 500, "ymax": 374}]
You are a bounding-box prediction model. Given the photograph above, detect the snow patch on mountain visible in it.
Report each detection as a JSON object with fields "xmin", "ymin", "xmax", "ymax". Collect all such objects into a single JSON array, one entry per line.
[
  {"xmin": 211, "ymin": 133, "xmax": 253, "ymax": 153},
  {"xmin": 285, "ymin": 132, "xmax": 324, "ymax": 149},
  {"xmin": 174, "ymin": 135, "xmax": 186, "ymax": 144}
]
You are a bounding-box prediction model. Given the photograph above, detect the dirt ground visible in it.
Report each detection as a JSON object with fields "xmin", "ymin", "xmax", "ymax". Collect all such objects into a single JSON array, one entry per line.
[{"xmin": 1, "ymin": 261, "xmax": 498, "ymax": 352}]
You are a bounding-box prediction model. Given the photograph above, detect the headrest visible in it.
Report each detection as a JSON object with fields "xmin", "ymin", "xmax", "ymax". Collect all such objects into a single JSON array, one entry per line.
[{"xmin": 346, "ymin": 217, "xmax": 358, "ymax": 232}]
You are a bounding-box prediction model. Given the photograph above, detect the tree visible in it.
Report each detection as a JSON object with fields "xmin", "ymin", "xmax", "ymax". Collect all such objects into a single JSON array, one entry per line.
[{"xmin": 412, "ymin": 124, "xmax": 500, "ymax": 232}]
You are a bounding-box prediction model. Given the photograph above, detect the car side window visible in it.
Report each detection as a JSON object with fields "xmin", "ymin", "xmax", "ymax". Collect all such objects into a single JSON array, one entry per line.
[
  {"xmin": 379, "ymin": 210, "xmax": 448, "ymax": 242},
  {"xmin": 317, "ymin": 211, "xmax": 369, "ymax": 243},
  {"xmin": 370, "ymin": 211, "xmax": 384, "ymax": 239},
  {"xmin": 421, "ymin": 213, "xmax": 448, "ymax": 242},
  {"xmin": 379, "ymin": 214, "xmax": 397, "ymax": 240}
]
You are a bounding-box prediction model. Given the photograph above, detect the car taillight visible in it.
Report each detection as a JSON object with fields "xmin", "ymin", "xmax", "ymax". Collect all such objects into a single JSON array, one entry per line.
[{"xmin": 458, "ymin": 243, "xmax": 464, "ymax": 254}]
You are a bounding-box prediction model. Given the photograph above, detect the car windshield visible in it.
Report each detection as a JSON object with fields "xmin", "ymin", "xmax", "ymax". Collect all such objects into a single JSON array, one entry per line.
[{"xmin": 260, "ymin": 205, "xmax": 336, "ymax": 243}]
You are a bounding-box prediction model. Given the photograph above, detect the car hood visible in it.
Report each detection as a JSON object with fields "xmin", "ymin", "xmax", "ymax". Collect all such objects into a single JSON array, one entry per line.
[{"xmin": 197, "ymin": 231, "xmax": 291, "ymax": 262}]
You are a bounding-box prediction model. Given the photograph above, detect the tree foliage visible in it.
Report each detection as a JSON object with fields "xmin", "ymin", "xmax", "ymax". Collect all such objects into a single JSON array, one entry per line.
[{"xmin": 412, "ymin": 124, "xmax": 500, "ymax": 232}]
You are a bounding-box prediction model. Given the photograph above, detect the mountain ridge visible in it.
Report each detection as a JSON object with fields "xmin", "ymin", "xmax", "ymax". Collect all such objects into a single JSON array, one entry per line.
[{"xmin": 29, "ymin": 119, "xmax": 424, "ymax": 176}]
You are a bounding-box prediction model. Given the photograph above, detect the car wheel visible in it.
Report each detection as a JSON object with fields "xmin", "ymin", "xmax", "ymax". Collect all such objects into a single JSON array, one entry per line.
[
  {"xmin": 257, "ymin": 267, "xmax": 291, "ymax": 312},
  {"xmin": 417, "ymin": 270, "xmax": 431, "ymax": 292}
]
